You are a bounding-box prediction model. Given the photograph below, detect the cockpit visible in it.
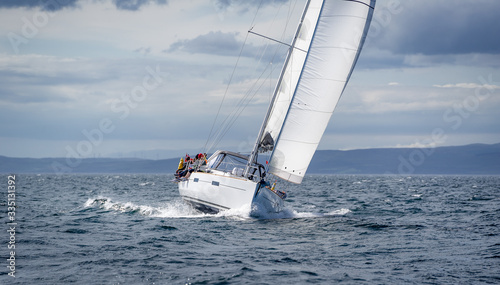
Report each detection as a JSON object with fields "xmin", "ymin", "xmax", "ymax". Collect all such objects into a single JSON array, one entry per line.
[{"xmin": 205, "ymin": 150, "xmax": 266, "ymax": 181}]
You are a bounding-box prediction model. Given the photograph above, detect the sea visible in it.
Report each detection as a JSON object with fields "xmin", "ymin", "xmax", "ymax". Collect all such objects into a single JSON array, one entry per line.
[{"xmin": 1, "ymin": 174, "xmax": 499, "ymax": 284}]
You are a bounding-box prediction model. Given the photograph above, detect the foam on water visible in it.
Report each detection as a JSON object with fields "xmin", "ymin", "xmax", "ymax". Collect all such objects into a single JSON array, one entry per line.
[
  {"xmin": 84, "ymin": 196, "xmax": 351, "ymax": 221},
  {"xmin": 84, "ymin": 196, "xmax": 206, "ymax": 218},
  {"xmin": 250, "ymin": 207, "xmax": 351, "ymax": 220},
  {"xmin": 84, "ymin": 196, "xmax": 156, "ymax": 215}
]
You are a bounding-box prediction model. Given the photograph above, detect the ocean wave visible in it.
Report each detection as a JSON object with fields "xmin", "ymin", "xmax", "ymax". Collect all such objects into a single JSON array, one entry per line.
[
  {"xmin": 250, "ymin": 207, "xmax": 351, "ymax": 220},
  {"xmin": 84, "ymin": 196, "xmax": 204, "ymax": 218},
  {"xmin": 83, "ymin": 196, "xmax": 351, "ymax": 220}
]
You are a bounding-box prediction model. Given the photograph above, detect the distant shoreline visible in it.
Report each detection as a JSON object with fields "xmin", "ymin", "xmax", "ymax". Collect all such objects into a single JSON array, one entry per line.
[{"xmin": 1, "ymin": 143, "xmax": 499, "ymax": 175}]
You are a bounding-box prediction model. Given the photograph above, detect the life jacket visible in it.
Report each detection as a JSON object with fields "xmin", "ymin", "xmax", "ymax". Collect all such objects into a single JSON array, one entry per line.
[{"xmin": 178, "ymin": 157, "xmax": 185, "ymax": 170}]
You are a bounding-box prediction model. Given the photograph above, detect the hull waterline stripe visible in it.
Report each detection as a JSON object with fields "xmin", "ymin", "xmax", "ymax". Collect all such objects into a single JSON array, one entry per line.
[{"xmin": 181, "ymin": 195, "xmax": 230, "ymax": 211}]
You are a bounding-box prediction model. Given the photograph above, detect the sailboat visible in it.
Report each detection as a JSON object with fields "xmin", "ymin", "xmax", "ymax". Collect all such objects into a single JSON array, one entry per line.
[{"xmin": 176, "ymin": 0, "xmax": 375, "ymax": 214}]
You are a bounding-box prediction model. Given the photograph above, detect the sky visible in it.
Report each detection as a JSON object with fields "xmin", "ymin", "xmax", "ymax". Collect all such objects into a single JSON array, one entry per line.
[{"xmin": 0, "ymin": 0, "xmax": 499, "ymax": 159}]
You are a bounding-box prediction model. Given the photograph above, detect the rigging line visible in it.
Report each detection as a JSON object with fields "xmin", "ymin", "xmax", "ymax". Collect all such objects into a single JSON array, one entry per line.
[
  {"xmin": 248, "ymin": 30, "xmax": 307, "ymax": 53},
  {"xmin": 344, "ymin": 0, "xmax": 376, "ymax": 10},
  {"xmin": 250, "ymin": 0, "xmax": 303, "ymax": 56},
  {"xmin": 207, "ymin": 29, "xmax": 290, "ymax": 153},
  {"xmin": 202, "ymin": 0, "xmax": 265, "ymax": 155},
  {"xmin": 209, "ymin": 66, "xmax": 274, "ymax": 152},
  {"xmin": 250, "ymin": 0, "xmax": 265, "ymax": 28},
  {"xmin": 208, "ymin": 53, "xmax": 279, "ymax": 152},
  {"xmin": 205, "ymin": 49, "xmax": 273, "ymax": 153},
  {"xmin": 281, "ymin": 0, "xmax": 299, "ymax": 43},
  {"xmin": 205, "ymin": 0, "xmax": 295, "ymax": 155},
  {"xmin": 206, "ymin": 66, "xmax": 267, "ymax": 151},
  {"xmin": 210, "ymin": 0, "xmax": 296, "ymax": 149},
  {"xmin": 206, "ymin": 32, "xmax": 279, "ymax": 152},
  {"xmin": 264, "ymin": 0, "xmax": 298, "ymax": 111},
  {"xmin": 262, "ymin": 0, "xmax": 297, "ymax": 109},
  {"xmin": 202, "ymin": 32, "xmax": 250, "ymax": 153}
]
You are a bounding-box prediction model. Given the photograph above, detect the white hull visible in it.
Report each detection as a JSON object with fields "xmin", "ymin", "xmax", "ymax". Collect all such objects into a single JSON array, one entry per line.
[{"xmin": 178, "ymin": 171, "xmax": 284, "ymax": 214}]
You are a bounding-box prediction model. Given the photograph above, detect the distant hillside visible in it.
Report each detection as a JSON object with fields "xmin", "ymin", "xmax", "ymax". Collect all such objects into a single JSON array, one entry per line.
[
  {"xmin": 309, "ymin": 143, "xmax": 500, "ymax": 175},
  {"xmin": 0, "ymin": 157, "xmax": 179, "ymax": 174},
  {"xmin": 1, "ymin": 143, "xmax": 499, "ymax": 175}
]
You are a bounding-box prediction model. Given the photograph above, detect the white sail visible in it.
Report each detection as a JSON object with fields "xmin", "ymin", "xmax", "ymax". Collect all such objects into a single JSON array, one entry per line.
[
  {"xmin": 177, "ymin": 0, "xmax": 375, "ymax": 215},
  {"xmin": 258, "ymin": 0, "xmax": 321, "ymax": 153},
  {"xmin": 265, "ymin": 0, "xmax": 375, "ymax": 183}
]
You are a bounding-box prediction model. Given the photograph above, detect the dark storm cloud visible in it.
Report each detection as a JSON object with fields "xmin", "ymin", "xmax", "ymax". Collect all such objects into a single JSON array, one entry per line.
[
  {"xmin": 373, "ymin": 0, "xmax": 500, "ymax": 55},
  {"xmin": 0, "ymin": 0, "xmax": 79, "ymax": 11},
  {"xmin": 0, "ymin": 0, "xmax": 167, "ymax": 11}
]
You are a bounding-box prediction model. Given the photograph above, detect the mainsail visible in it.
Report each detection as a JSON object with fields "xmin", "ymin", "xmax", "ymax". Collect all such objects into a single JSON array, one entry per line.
[{"xmin": 258, "ymin": 0, "xmax": 375, "ymax": 183}]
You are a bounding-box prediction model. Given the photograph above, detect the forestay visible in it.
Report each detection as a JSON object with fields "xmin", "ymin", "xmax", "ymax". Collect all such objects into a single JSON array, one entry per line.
[{"xmin": 263, "ymin": 0, "xmax": 375, "ymax": 183}]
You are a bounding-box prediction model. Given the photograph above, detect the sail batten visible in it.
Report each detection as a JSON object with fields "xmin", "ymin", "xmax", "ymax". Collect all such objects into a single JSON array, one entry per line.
[{"xmin": 263, "ymin": 0, "xmax": 375, "ymax": 184}]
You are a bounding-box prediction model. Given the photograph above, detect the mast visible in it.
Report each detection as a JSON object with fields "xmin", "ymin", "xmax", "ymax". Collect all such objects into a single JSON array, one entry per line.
[
  {"xmin": 267, "ymin": 0, "xmax": 376, "ymax": 183},
  {"xmin": 244, "ymin": 0, "xmax": 313, "ymax": 177}
]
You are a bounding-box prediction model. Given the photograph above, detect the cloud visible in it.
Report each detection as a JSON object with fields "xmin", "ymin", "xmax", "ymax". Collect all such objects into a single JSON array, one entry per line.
[
  {"xmin": 338, "ymin": 82, "xmax": 500, "ymax": 116},
  {"xmin": 133, "ymin": 47, "xmax": 152, "ymax": 55},
  {"xmin": 0, "ymin": 0, "xmax": 168, "ymax": 11},
  {"xmin": 113, "ymin": 0, "xmax": 167, "ymax": 11},
  {"xmin": 214, "ymin": 0, "xmax": 288, "ymax": 11},
  {"xmin": 0, "ymin": 52, "xmax": 261, "ymax": 146},
  {"xmin": 0, "ymin": 0, "xmax": 79, "ymax": 11},
  {"xmin": 360, "ymin": 1, "xmax": 500, "ymax": 69},
  {"xmin": 401, "ymin": 53, "xmax": 500, "ymax": 68},
  {"xmin": 1, "ymin": 0, "xmax": 499, "ymax": 158},
  {"xmin": 168, "ymin": 31, "xmax": 242, "ymax": 56},
  {"xmin": 166, "ymin": 31, "xmax": 282, "ymax": 61},
  {"xmin": 211, "ymin": 0, "xmax": 292, "ymax": 22},
  {"xmin": 433, "ymin": 83, "xmax": 500, "ymax": 89},
  {"xmin": 372, "ymin": 0, "xmax": 500, "ymax": 55}
]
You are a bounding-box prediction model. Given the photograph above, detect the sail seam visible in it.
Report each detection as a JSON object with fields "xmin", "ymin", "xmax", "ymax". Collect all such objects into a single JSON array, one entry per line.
[
  {"xmin": 322, "ymin": 15, "xmax": 368, "ymax": 20},
  {"xmin": 279, "ymin": 139, "xmax": 319, "ymax": 145},
  {"xmin": 337, "ymin": 0, "xmax": 375, "ymax": 103},
  {"xmin": 310, "ymin": 46, "xmax": 359, "ymax": 51},
  {"xmin": 344, "ymin": 0, "xmax": 375, "ymax": 9},
  {"xmin": 300, "ymin": 77, "xmax": 347, "ymax": 83},
  {"xmin": 288, "ymin": 108, "xmax": 334, "ymax": 114}
]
